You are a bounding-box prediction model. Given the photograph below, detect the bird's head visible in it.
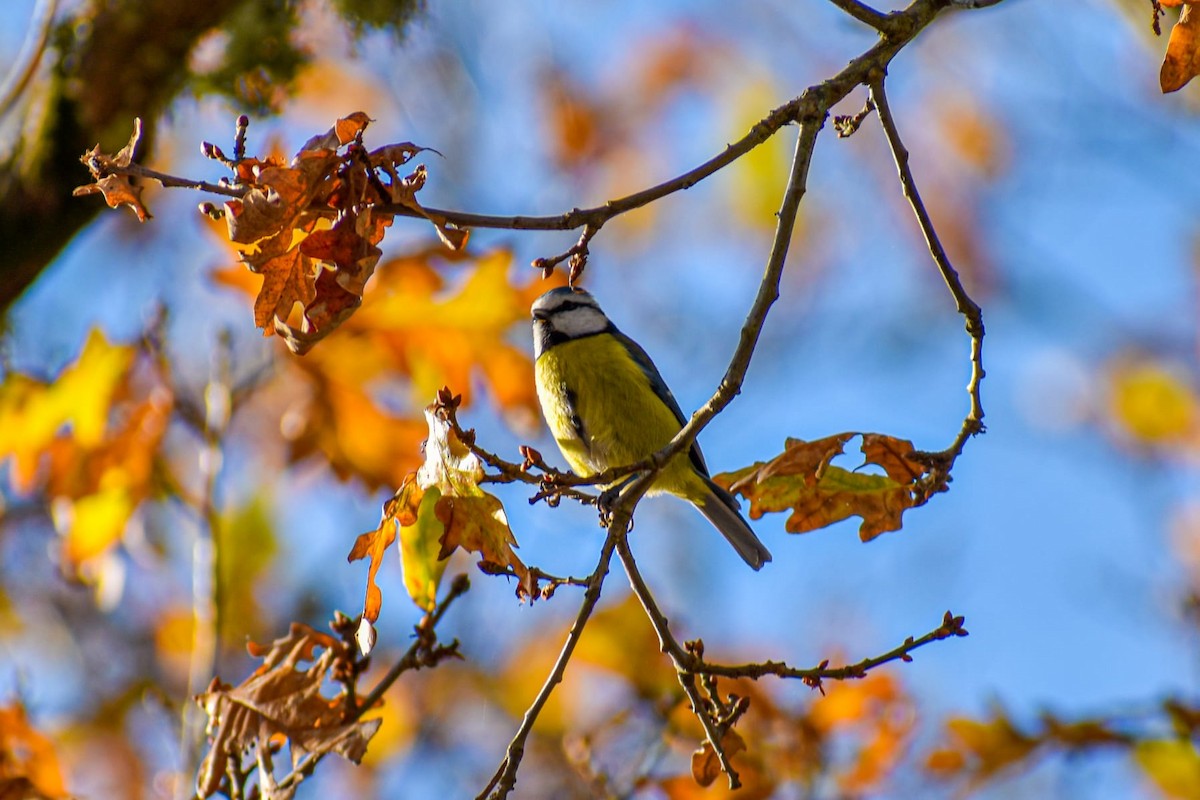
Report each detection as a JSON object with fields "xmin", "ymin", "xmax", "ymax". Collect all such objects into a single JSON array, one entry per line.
[{"xmin": 531, "ymin": 287, "xmax": 611, "ymax": 356}]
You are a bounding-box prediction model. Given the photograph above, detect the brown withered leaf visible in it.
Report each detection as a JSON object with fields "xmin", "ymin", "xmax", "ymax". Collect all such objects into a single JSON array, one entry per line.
[
  {"xmin": 72, "ymin": 174, "xmax": 151, "ymax": 221},
  {"xmin": 692, "ymin": 729, "xmax": 747, "ymax": 788},
  {"xmin": 274, "ymin": 209, "xmax": 392, "ymax": 353},
  {"xmin": 195, "ymin": 623, "xmax": 379, "ymax": 799},
  {"xmin": 250, "ymin": 231, "xmax": 319, "ymax": 330},
  {"xmin": 74, "ymin": 118, "xmax": 151, "ymax": 221},
  {"xmin": 347, "ymin": 474, "xmax": 422, "ymax": 623},
  {"xmin": 715, "ymin": 433, "xmax": 931, "ymax": 542},
  {"xmin": 224, "ymin": 150, "xmax": 339, "ymax": 246},
  {"xmin": 298, "ymin": 111, "xmax": 373, "ymax": 152},
  {"xmin": 1163, "ymin": 3, "xmax": 1200, "ymax": 92},
  {"xmin": 211, "ymin": 114, "xmax": 471, "ymax": 350},
  {"xmin": 435, "ymin": 493, "xmax": 527, "ymax": 580}
]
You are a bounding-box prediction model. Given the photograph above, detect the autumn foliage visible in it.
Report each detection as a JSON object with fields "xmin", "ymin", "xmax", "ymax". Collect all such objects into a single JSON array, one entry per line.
[{"xmin": 3, "ymin": 1, "xmax": 1200, "ymax": 799}]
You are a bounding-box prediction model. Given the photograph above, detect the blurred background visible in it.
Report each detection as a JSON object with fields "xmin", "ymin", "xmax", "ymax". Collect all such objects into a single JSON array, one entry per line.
[{"xmin": 2, "ymin": 0, "xmax": 1199, "ymax": 797}]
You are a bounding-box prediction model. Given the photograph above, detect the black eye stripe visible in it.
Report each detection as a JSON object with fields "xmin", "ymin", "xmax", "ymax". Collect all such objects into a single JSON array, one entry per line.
[{"xmin": 548, "ymin": 300, "xmax": 594, "ymax": 313}]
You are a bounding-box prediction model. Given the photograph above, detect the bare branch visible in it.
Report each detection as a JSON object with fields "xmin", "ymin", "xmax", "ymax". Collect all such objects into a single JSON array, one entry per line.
[
  {"xmin": 480, "ymin": 527, "xmax": 621, "ymax": 800},
  {"xmin": 616, "ymin": 535, "xmax": 743, "ymax": 787},
  {"xmin": 869, "ymin": 78, "xmax": 986, "ymax": 472},
  {"xmin": 827, "ymin": 0, "xmax": 892, "ymax": 31}
]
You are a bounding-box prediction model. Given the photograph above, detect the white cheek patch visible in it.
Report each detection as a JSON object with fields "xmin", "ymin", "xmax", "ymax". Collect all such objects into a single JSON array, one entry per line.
[{"xmin": 553, "ymin": 307, "xmax": 608, "ymax": 338}]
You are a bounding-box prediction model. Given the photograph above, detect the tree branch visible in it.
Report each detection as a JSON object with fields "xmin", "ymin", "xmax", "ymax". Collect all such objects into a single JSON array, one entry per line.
[
  {"xmin": 827, "ymin": 0, "xmax": 892, "ymax": 31},
  {"xmin": 615, "ymin": 535, "xmax": 743, "ymax": 787},
  {"xmin": 869, "ymin": 78, "xmax": 986, "ymax": 472},
  {"xmin": 480, "ymin": 524, "xmax": 622, "ymax": 800},
  {"xmin": 0, "ymin": 0, "xmax": 57, "ymax": 119}
]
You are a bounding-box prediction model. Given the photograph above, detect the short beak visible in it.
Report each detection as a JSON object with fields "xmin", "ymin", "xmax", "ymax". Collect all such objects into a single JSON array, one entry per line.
[{"xmin": 531, "ymin": 309, "xmax": 549, "ymax": 322}]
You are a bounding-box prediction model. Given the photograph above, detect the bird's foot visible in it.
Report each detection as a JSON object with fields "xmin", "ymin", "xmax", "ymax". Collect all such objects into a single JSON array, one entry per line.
[{"xmin": 596, "ymin": 485, "xmax": 635, "ymax": 532}]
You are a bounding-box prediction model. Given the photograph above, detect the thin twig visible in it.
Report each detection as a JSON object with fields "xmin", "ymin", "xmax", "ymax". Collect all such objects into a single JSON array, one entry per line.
[
  {"xmin": 639, "ymin": 114, "xmax": 821, "ymax": 490},
  {"xmin": 353, "ymin": 574, "xmax": 470, "ymax": 716},
  {"xmin": 616, "ymin": 535, "xmax": 742, "ymax": 787},
  {"xmin": 177, "ymin": 332, "xmax": 232, "ymax": 799},
  {"xmin": 0, "ymin": 0, "xmax": 57, "ymax": 119},
  {"xmin": 118, "ymin": 161, "xmax": 246, "ymax": 198},
  {"xmin": 480, "ymin": 526, "xmax": 621, "ymax": 800},
  {"xmin": 693, "ymin": 610, "xmax": 968, "ymax": 686},
  {"xmin": 869, "ymin": 78, "xmax": 985, "ymax": 472},
  {"xmin": 826, "ymin": 0, "xmax": 892, "ymax": 31}
]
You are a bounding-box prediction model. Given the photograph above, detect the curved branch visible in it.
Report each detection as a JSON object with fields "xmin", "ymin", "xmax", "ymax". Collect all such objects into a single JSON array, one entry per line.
[{"xmin": 869, "ymin": 78, "xmax": 985, "ymax": 470}]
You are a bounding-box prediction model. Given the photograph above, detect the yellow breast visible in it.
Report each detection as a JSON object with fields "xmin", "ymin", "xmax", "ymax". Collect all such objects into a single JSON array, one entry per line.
[{"xmin": 534, "ymin": 333, "xmax": 701, "ymax": 498}]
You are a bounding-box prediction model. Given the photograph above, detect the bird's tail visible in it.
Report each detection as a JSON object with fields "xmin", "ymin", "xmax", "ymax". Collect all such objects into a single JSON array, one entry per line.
[{"xmin": 696, "ymin": 476, "xmax": 772, "ymax": 570}]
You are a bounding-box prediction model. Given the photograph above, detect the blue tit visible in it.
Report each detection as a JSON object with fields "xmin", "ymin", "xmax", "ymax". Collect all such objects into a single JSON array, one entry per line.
[{"xmin": 531, "ymin": 286, "xmax": 772, "ymax": 570}]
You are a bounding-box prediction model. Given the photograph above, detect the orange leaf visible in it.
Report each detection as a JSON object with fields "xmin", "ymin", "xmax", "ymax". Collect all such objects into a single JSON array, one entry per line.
[
  {"xmin": 435, "ymin": 493, "xmax": 526, "ymax": 580},
  {"xmin": 348, "ymin": 473, "xmax": 424, "ymax": 620},
  {"xmin": 0, "ymin": 704, "xmax": 68, "ymax": 799},
  {"xmin": 1163, "ymin": 5, "xmax": 1200, "ymax": 93},
  {"xmin": 715, "ymin": 433, "xmax": 930, "ymax": 542},
  {"xmin": 925, "ymin": 713, "xmax": 1036, "ymax": 788}
]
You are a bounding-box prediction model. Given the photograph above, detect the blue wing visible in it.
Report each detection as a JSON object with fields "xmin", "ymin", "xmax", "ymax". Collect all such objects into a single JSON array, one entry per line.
[{"xmin": 610, "ymin": 326, "xmax": 711, "ymax": 478}]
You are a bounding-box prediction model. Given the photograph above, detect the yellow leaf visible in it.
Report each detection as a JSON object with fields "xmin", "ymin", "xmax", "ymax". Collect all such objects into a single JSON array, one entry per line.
[
  {"xmin": 57, "ymin": 484, "xmax": 134, "ymax": 565},
  {"xmin": 725, "ymin": 78, "xmax": 801, "ymax": 232},
  {"xmin": 1108, "ymin": 359, "xmax": 1198, "ymax": 446},
  {"xmin": 400, "ymin": 486, "xmax": 448, "ymax": 612},
  {"xmin": 0, "ymin": 330, "xmax": 133, "ymax": 493},
  {"xmin": 1135, "ymin": 740, "xmax": 1200, "ymax": 799}
]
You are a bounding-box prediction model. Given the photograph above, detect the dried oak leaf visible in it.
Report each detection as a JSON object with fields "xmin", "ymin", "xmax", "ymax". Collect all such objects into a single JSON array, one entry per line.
[
  {"xmin": 195, "ymin": 623, "xmax": 379, "ymax": 800},
  {"xmin": 714, "ymin": 433, "xmax": 930, "ymax": 542},
  {"xmin": 298, "ymin": 111, "xmax": 373, "ymax": 152},
  {"xmin": 73, "ymin": 118, "xmax": 151, "ymax": 221},
  {"xmin": 692, "ymin": 729, "xmax": 747, "ymax": 788},
  {"xmin": 1163, "ymin": 3, "xmax": 1200, "ymax": 93},
  {"xmin": 348, "ymin": 473, "xmax": 421, "ymax": 623},
  {"xmin": 349, "ymin": 400, "xmax": 526, "ymax": 620}
]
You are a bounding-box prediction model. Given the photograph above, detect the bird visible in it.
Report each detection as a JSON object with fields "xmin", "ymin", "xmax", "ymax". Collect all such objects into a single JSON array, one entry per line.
[{"xmin": 531, "ymin": 286, "xmax": 772, "ymax": 570}]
